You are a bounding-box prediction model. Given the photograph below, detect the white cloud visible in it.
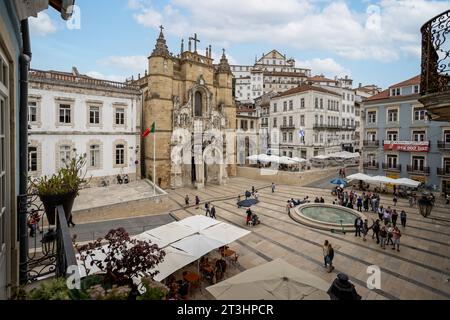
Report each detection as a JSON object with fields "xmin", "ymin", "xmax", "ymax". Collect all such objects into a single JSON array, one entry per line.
[
  {"xmin": 297, "ymin": 58, "xmax": 351, "ymax": 78},
  {"xmin": 86, "ymin": 71, "xmax": 126, "ymax": 83},
  {"xmin": 97, "ymin": 55, "xmax": 147, "ymax": 71},
  {"xmin": 129, "ymin": 0, "xmax": 450, "ymax": 62},
  {"xmin": 29, "ymin": 12, "xmax": 57, "ymax": 36}
]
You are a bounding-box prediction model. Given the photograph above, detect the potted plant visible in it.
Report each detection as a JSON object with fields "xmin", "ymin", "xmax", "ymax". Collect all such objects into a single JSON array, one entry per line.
[{"xmin": 28, "ymin": 152, "xmax": 89, "ymax": 225}]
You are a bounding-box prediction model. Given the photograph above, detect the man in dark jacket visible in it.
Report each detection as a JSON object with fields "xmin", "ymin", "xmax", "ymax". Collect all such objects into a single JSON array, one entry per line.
[
  {"xmin": 354, "ymin": 217, "xmax": 363, "ymax": 237},
  {"xmin": 210, "ymin": 205, "xmax": 216, "ymax": 219}
]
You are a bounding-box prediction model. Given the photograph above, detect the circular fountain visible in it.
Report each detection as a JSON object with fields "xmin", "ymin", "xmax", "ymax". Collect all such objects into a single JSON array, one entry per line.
[{"xmin": 290, "ymin": 204, "xmax": 367, "ymax": 232}]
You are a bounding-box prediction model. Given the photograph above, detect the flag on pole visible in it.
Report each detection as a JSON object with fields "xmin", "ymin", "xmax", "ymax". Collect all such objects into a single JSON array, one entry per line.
[
  {"xmin": 298, "ymin": 129, "xmax": 305, "ymax": 138},
  {"xmin": 142, "ymin": 122, "xmax": 156, "ymax": 138}
]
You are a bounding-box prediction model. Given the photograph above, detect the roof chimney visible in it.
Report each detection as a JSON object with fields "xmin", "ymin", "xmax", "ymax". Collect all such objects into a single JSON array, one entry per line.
[{"xmin": 72, "ymin": 66, "xmax": 80, "ymax": 76}]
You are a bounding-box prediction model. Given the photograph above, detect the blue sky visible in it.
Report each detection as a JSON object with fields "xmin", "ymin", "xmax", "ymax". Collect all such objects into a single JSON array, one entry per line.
[{"xmin": 29, "ymin": 0, "xmax": 450, "ymax": 88}]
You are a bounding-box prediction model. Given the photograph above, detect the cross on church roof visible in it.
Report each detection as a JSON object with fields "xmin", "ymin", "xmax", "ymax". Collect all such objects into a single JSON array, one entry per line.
[
  {"xmin": 189, "ymin": 33, "xmax": 200, "ymax": 52},
  {"xmin": 159, "ymin": 25, "xmax": 164, "ymax": 32}
]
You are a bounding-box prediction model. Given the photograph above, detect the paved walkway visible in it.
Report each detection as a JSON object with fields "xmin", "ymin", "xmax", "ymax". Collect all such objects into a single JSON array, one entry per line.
[{"xmin": 167, "ymin": 176, "xmax": 450, "ymax": 300}]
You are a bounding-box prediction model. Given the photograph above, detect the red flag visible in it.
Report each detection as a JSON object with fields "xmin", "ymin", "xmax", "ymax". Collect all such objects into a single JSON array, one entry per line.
[{"xmin": 142, "ymin": 128, "xmax": 151, "ymax": 138}]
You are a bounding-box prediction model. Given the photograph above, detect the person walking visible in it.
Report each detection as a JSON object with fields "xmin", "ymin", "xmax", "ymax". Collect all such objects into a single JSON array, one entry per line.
[
  {"xmin": 392, "ymin": 226, "xmax": 401, "ymax": 251},
  {"xmin": 400, "ymin": 210, "xmax": 407, "ymax": 228},
  {"xmin": 195, "ymin": 195, "xmax": 200, "ymax": 209},
  {"xmin": 205, "ymin": 202, "xmax": 211, "ymax": 217},
  {"xmin": 254, "ymin": 191, "xmax": 259, "ymax": 201},
  {"xmin": 357, "ymin": 196, "xmax": 363, "ymax": 212},
  {"xmin": 323, "ymin": 240, "xmax": 329, "ymax": 268},
  {"xmin": 251, "ymin": 186, "xmax": 255, "ymax": 195},
  {"xmin": 386, "ymin": 224, "xmax": 394, "ymax": 246},
  {"xmin": 446, "ymin": 193, "xmax": 449, "ymax": 205},
  {"xmin": 393, "ymin": 195, "xmax": 398, "ymax": 207},
  {"xmin": 391, "ymin": 210, "xmax": 398, "ymax": 227},
  {"xmin": 354, "ymin": 217, "xmax": 362, "ymax": 237},
  {"xmin": 210, "ymin": 205, "xmax": 216, "ymax": 219},
  {"xmin": 237, "ymin": 195, "xmax": 242, "ymax": 208},
  {"xmin": 362, "ymin": 219, "xmax": 369, "ymax": 241},
  {"xmin": 326, "ymin": 243, "xmax": 335, "ymax": 273},
  {"xmin": 185, "ymin": 195, "xmax": 190, "ymax": 206},
  {"xmin": 371, "ymin": 219, "xmax": 380, "ymax": 244},
  {"xmin": 271, "ymin": 182, "xmax": 276, "ymax": 193},
  {"xmin": 379, "ymin": 226, "xmax": 387, "ymax": 249}
]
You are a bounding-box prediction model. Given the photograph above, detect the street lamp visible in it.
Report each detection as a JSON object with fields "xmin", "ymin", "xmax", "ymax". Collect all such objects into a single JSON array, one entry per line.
[{"xmin": 418, "ymin": 193, "xmax": 434, "ymax": 218}]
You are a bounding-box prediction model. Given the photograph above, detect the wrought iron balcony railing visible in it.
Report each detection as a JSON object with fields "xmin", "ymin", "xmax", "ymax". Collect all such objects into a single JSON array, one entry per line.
[
  {"xmin": 421, "ymin": 10, "xmax": 450, "ymax": 96},
  {"xmin": 407, "ymin": 165, "xmax": 431, "ymax": 175},
  {"xmin": 437, "ymin": 141, "xmax": 450, "ymax": 150},
  {"xmin": 19, "ymin": 194, "xmax": 78, "ymax": 284},
  {"xmin": 382, "ymin": 163, "xmax": 402, "ymax": 172},
  {"xmin": 363, "ymin": 140, "xmax": 380, "ymax": 147},
  {"xmin": 313, "ymin": 124, "xmax": 341, "ymax": 130},
  {"xmin": 280, "ymin": 124, "xmax": 296, "ymax": 130},
  {"xmin": 437, "ymin": 167, "xmax": 450, "ymax": 177},
  {"xmin": 363, "ymin": 162, "xmax": 379, "ymax": 169}
]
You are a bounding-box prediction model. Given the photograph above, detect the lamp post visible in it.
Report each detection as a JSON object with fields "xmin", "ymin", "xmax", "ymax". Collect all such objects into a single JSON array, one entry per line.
[{"xmin": 418, "ymin": 193, "xmax": 434, "ymax": 218}]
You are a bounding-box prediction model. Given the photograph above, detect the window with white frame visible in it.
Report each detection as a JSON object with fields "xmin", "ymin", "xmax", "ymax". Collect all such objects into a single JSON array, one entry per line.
[
  {"xmin": 115, "ymin": 108, "xmax": 125, "ymax": 125},
  {"xmin": 289, "ymin": 132, "xmax": 293, "ymax": 142},
  {"xmin": 89, "ymin": 145, "xmax": 100, "ymax": 168},
  {"xmin": 28, "ymin": 147, "xmax": 37, "ymax": 172},
  {"xmin": 387, "ymin": 109, "xmax": 398, "ymax": 122},
  {"xmin": 300, "ymin": 115, "xmax": 305, "ymax": 126},
  {"xmin": 273, "ymin": 118, "xmax": 277, "ymax": 128},
  {"xmin": 59, "ymin": 104, "xmax": 71, "ymax": 124},
  {"xmin": 289, "ymin": 100, "xmax": 293, "ymax": 111},
  {"xmin": 59, "ymin": 145, "xmax": 72, "ymax": 168},
  {"xmin": 283, "ymin": 101, "xmax": 287, "ymax": 112},
  {"xmin": 273, "ymin": 103, "xmax": 277, "ymax": 113},
  {"xmin": 28, "ymin": 101, "xmax": 37, "ymax": 123},
  {"xmin": 115, "ymin": 144, "xmax": 125, "ymax": 165},
  {"xmin": 367, "ymin": 111, "xmax": 377, "ymax": 124},
  {"xmin": 0, "ymin": 51, "xmax": 7, "ymax": 263},
  {"xmin": 412, "ymin": 156, "xmax": 425, "ymax": 171},
  {"xmin": 300, "ymin": 98, "xmax": 305, "ymax": 109},
  {"xmin": 387, "ymin": 131, "xmax": 398, "ymax": 141},
  {"xmin": 283, "ymin": 133, "xmax": 287, "ymax": 142},
  {"xmin": 414, "ymin": 108, "xmax": 427, "ymax": 122},
  {"xmin": 315, "ymin": 98, "xmax": 318, "ymax": 109},
  {"xmin": 89, "ymin": 106, "xmax": 100, "ymax": 124},
  {"xmin": 413, "ymin": 130, "xmax": 426, "ymax": 142},
  {"xmin": 387, "ymin": 155, "xmax": 398, "ymax": 168}
]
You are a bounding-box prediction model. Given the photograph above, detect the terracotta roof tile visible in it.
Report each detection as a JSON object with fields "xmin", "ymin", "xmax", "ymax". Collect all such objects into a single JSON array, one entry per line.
[
  {"xmin": 390, "ymin": 75, "xmax": 421, "ymax": 89},
  {"xmin": 275, "ymin": 84, "xmax": 341, "ymax": 98}
]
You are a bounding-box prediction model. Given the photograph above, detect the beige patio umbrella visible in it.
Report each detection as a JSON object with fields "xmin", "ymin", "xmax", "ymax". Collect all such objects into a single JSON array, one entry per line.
[{"xmin": 206, "ymin": 258, "xmax": 330, "ymax": 300}]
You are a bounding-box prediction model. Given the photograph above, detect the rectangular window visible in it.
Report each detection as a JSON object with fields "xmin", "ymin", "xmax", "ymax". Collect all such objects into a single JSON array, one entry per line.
[
  {"xmin": 320, "ymin": 99, "xmax": 323, "ymax": 109},
  {"xmin": 273, "ymin": 118, "xmax": 277, "ymax": 128},
  {"xmin": 387, "ymin": 155, "xmax": 398, "ymax": 168},
  {"xmin": 300, "ymin": 98, "xmax": 305, "ymax": 109},
  {"xmin": 289, "ymin": 132, "xmax": 293, "ymax": 142},
  {"xmin": 283, "ymin": 101, "xmax": 287, "ymax": 112},
  {"xmin": 59, "ymin": 104, "xmax": 71, "ymax": 124},
  {"xmin": 89, "ymin": 106, "xmax": 100, "ymax": 124},
  {"xmin": 115, "ymin": 108, "xmax": 125, "ymax": 125},
  {"xmin": 28, "ymin": 147, "xmax": 37, "ymax": 172},
  {"xmin": 300, "ymin": 115, "xmax": 305, "ymax": 126},
  {"xmin": 413, "ymin": 130, "xmax": 426, "ymax": 142},
  {"xmin": 289, "ymin": 100, "xmax": 293, "ymax": 111},
  {"xmin": 412, "ymin": 156, "xmax": 425, "ymax": 171},
  {"xmin": 414, "ymin": 108, "xmax": 427, "ymax": 121},
  {"xmin": 28, "ymin": 101, "xmax": 37, "ymax": 123},
  {"xmin": 59, "ymin": 145, "xmax": 71, "ymax": 168},
  {"xmin": 283, "ymin": 117, "xmax": 287, "ymax": 127},
  {"xmin": 90, "ymin": 145, "xmax": 100, "ymax": 168},
  {"xmin": 116, "ymin": 144, "xmax": 125, "ymax": 165},
  {"xmin": 289, "ymin": 116, "xmax": 293, "ymax": 126},
  {"xmin": 273, "ymin": 103, "xmax": 277, "ymax": 113},
  {"xmin": 388, "ymin": 109, "xmax": 398, "ymax": 122},
  {"xmin": 414, "ymin": 85, "xmax": 420, "ymax": 94},
  {"xmin": 283, "ymin": 133, "xmax": 287, "ymax": 142},
  {"xmin": 315, "ymin": 98, "xmax": 318, "ymax": 109},
  {"xmin": 387, "ymin": 131, "xmax": 398, "ymax": 141},
  {"xmin": 368, "ymin": 111, "xmax": 377, "ymax": 124}
]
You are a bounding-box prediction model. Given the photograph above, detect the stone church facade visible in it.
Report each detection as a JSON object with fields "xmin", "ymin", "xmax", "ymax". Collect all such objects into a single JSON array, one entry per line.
[{"xmin": 139, "ymin": 28, "xmax": 237, "ymax": 189}]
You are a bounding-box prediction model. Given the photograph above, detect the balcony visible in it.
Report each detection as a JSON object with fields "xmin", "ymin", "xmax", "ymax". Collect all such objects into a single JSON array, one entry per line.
[
  {"xmin": 437, "ymin": 167, "xmax": 450, "ymax": 177},
  {"xmin": 363, "ymin": 140, "xmax": 380, "ymax": 148},
  {"xmin": 382, "ymin": 163, "xmax": 402, "ymax": 172},
  {"xmin": 280, "ymin": 124, "xmax": 296, "ymax": 130},
  {"xmin": 407, "ymin": 165, "xmax": 431, "ymax": 175},
  {"xmin": 419, "ymin": 10, "xmax": 450, "ymax": 121},
  {"xmin": 19, "ymin": 194, "xmax": 78, "ymax": 284},
  {"xmin": 363, "ymin": 162, "xmax": 379, "ymax": 170},
  {"xmin": 437, "ymin": 141, "xmax": 450, "ymax": 150},
  {"xmin": 313, "ymin": 124, "xmax": 341, "ymax": 131},
  {"xmin": 261, "ymin": 123, "xmax": 269, "ymax": 128}
]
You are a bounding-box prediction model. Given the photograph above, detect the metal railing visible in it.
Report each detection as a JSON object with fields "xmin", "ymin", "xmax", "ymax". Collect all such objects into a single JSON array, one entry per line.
[
  {"xmin": 437, "ymin": 167, "xmax": 450, "ymax": 177},
  {"xmin": 363, "ymin": 162, "xmax": 379, "ymax": 169},
  {"xmin": 382, "ymin": 163, "xmax": 402, "ymax": 171},
  {"xmin": 421, "ymin": 10, "xmax": 450, "ymax": 95},
  {"xmin": 407, "ymin": 165, "xmax": 431, "ymax": 175},
  {"xmin": 280, "ymin": 125, "xmax": 296, "ymax": 130},
  {"xmin": 312, "ymin": 124, "xmax": 341, "ymax": 130},
  {"xmin": 19, "ymin": 194, "xmax": 77, "ymax": 284},
  {"xmin": 437, "ymin": 141, "xmax": 450, "ymax": 150},
  {"xmin": 363, "ymin": 140, "xmax": 380, "ymax": 147}
]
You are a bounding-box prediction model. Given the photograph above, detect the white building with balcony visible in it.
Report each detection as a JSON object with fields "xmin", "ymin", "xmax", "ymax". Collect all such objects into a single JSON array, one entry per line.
[
  {"xmin": 269, "ymin": 84, "xmax": 354, "ymax": 159},
  {"xmin": 231, "ymin": 50, "xmax": 311, "ymax": 103},
  {"xmin": 28, "ymin": 68, "xmax": 142, "ymax": 185}
]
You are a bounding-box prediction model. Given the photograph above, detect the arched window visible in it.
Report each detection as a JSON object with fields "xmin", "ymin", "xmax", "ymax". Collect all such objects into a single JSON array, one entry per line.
[{"xmin": 194, "ymin": 91, "xmax": 202, "ymax": 117}]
